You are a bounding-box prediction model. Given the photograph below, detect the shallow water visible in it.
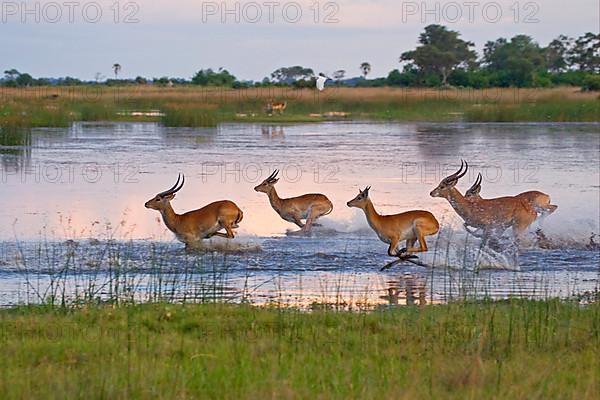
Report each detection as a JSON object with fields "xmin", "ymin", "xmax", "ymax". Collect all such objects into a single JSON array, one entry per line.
[{"xmin": 1, "ymin": 122, "xmax": 598, "ymax": 306}]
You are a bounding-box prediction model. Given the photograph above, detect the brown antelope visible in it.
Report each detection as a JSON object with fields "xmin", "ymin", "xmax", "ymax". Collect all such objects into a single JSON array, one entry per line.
[
  {"xmin": 430, "ymin": 161, "xmax": 537, "ymax": 241},
  {"xmin": 145, "ymin": 174, "xmax": 243, "ymax": 247},
  {"xmin": 254, "ymin": 170, "xmax": 333, "ymax": 232},
  {"xmin": 466, "ymin": 172, "xmax": 557, "ymax": 216},
  {"xmin": 347, "ymin": 187, "xmax": 439, "ymax": 258},
  {"xmin": 266, "ymin": 101, "xmax": 287, "ymax": 115}
]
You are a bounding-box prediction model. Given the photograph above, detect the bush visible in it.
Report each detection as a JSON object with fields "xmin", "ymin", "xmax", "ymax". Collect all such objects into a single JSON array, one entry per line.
[
  {"xmin": 448, "ymin": 70, "xmax": 490, "ymax": 88},
  {"xmin": 424, "ymin": 74, "xmax": 442, "ymax": 87},
  {"xmin": 533, "ymin": 73, "xmax": 553, "ymax": 88},
  {"xmin": 581, "ymin": 75, "xmax": 600, "ymax": 91},
  {"xmin": 192, "ymin": 69, "xmax": 237, "ymax": 86},
  {"xmin": 550, "ymin": 71, "xmax": 588, "ymax": 86},
  {"xmin": 356, "ymin": 77, "xmax": 387, "ymax": 87},
  {"xmin": 292, "ymin": 78, "xmax": 315, "ymax": 88}
]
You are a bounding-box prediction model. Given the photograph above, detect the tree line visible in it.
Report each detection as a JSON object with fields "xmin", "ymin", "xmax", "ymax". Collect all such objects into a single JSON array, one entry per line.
[
  {"xmin": 2, "ymin": 25, "xmax": 599, "ymax": 90},
  {"xmin": 392, "ymin": 25, "xmax": 598, "ymax": 89}
]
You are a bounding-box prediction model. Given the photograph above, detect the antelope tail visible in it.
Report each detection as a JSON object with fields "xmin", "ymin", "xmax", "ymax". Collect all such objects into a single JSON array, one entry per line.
[{"xmin": 236, "ymin": 209, "xmax": 244, "ymax": 225}]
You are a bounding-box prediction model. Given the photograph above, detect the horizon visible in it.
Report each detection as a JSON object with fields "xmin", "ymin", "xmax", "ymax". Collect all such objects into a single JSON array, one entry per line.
[{"xmin": 1, "ymin": 0, "xmax": 598, "ymax": 81}]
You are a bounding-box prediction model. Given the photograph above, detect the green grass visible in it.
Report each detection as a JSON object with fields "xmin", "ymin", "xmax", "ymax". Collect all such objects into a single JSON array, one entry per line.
[
  {"xmin": 0, "ymin": 300, "xmax": 598, "ymax": 399},
  {"xmin": 465, "ymin": 100, "xmax": 600, "ymax": 122}
]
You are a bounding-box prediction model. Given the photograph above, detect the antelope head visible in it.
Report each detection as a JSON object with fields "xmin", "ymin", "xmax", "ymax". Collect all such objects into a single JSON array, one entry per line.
[
  {"xmin": 347, "ymin": 186, "xmax": 371, "ymax": 209},
  {"xmin": 465, "ymin": 172, "xmax": 482, "ymax": 198},
  {"xmin": 254, "ymin": 170, "xmax": 280, "ymax": 193},
  {"xmin": 430, "ymin": 160, "xmax": 468, "ymax": 198},
  {"xmin": 145, "ymin": 174, "xmax": 185, "ymax": 210}
]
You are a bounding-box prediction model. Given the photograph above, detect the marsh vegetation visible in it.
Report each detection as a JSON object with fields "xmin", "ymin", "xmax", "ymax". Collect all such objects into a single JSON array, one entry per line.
[
  {"xmin": 0, "ymin": 299, "xmax": 598, "ymax": 399},
  {"xmin": 1, "ymin": 86, "xmax": 598, "ymax": 128}
]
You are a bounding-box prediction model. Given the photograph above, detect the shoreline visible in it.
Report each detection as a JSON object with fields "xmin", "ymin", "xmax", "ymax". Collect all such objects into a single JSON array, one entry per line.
[{"xmin": 1, "ymin": 86, "xmax": 598, "ymax": 128}]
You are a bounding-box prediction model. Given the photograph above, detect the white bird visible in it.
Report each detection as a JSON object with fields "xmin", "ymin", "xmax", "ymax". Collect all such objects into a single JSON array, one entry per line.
[{"xmin": 316, "ymin": 75, "xmax": 329, "ymax": 91}]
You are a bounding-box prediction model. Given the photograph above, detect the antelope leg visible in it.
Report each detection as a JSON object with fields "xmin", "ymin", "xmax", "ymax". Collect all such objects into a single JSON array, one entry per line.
[{"xmin": 380, "ymin": 255, "xmax": 427, "ymax": 271}]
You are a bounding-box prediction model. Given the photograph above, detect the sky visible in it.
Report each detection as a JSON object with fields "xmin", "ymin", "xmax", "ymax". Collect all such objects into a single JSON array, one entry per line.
[{"xmin": 1, "ymin": 0, "xmax": 598, "ymax": 81}]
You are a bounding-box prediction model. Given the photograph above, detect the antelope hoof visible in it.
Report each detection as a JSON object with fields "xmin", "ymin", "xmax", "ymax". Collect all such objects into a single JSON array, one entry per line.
[
  {"xmin": 397, "ymin": 249, "xmax": 418, "ymax": 260},
  {"xmin": 397, "ymin": 248, "xmax": 408, "ymax": 257}
]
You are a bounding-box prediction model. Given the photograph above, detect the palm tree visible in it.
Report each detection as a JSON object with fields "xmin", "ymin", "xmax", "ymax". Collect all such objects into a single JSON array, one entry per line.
[
  {"xmin": 360, "ymin": 62, "xmax": 371, "ymax": 79},
  {"xmin": 112, "ymin": 63, "xmax": 122, "ymax": 79}
]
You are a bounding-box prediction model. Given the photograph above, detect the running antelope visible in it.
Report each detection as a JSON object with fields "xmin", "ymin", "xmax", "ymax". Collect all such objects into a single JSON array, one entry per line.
[
  {"xmin": 430, "ymin": 161, "xmax": 537, "ymax": 241},
  {"xmin": 254, "ymin": 170, "xmax": 333, "ymax": 232},
  {"xmin": 145, "ymin": 174, "xmax": 243, "ymax": 248},
  {"xmin": 266, "ymin": 101, "xmax": 287, "ymax": 115},
  {"xmin": 466, "ymin": 172, "xmax": 557, "ymax": 216},
  {"xmin": 347, "ymin": 187, "xmax": 439, "ymax": 258}
]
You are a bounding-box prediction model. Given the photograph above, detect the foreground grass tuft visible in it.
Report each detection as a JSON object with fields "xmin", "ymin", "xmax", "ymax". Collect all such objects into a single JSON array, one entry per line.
[{"xmin": 0, "ymin": 300, "xmax": 598, "ymax": 399}]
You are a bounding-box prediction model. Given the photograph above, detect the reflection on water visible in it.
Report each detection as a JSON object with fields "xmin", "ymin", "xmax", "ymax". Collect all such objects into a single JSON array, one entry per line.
[
  {"xmin": 262, "ymin": 125, "xmax": 286, "ymax": 139},
  {"xmin": 0, "ymin": 121, "xmax": 598, "ymax": 306},
  {"xmin": 0, "ymin": 239, "xmax": 597, "ymax": 308},
  {"xmin": 1, "ymin": 122, "xmax": 599, "ymax": 241},
  {"xmin": 383, "ymin": 273, "xmax": 428, "ymax": 306},
  {"xmin": 0, "ymin": 127, "xmax": 32, "ymax": 171}
]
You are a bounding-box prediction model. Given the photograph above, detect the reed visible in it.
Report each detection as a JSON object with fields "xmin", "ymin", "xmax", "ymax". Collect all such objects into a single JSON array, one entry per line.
[
  {"xmin": 1, "ymin": 221, "xmax": 598, "ymax": 398},
  {"xmin": 1, "ymin": 86, "xmax": 597, "ymax": 127}
]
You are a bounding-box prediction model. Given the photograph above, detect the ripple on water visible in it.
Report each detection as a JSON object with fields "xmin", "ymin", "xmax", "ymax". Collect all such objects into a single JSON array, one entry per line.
[
  {"xmin": 0, "ymin": 235, "xmax": 597, "ymax": 307},
  {"xmin": 1, "ymin": 122, "xmax": 598, "ymax": 306}
]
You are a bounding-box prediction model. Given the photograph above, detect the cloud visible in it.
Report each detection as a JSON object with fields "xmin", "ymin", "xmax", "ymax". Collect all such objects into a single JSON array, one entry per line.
[{"xmin": 0, "ymin": 0, "xmax": 597, "ymax": 80}]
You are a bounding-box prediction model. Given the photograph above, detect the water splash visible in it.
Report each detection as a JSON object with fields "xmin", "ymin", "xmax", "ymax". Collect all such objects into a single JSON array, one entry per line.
[{"xmin": 185, "ymin": 237, "xmax": 263, "ymax": 253}]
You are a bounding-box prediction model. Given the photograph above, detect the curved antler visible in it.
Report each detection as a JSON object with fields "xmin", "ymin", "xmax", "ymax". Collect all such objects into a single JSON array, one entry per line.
[
  {"xmin": 158, "ymin": 174, "xmax": 185, "ymax": 197},
  {"xmin": 457, "ymin": 160, "xmax": 468, "ymax": 179},
  {"xmin": 266, "ymin": 169, "xmax": 279, "ymax": 182},
  {"xmin": 466, "ymin": 172, "xmax": 482, "ymax": 196},
  {"xmin": 444, "ymin": 160, "xmax": 468, "ymax": 183}
]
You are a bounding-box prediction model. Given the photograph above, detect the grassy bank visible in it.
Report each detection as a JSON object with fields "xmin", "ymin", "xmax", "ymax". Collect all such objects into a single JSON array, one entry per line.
[
  {"xmin": 1, "ymin": 86, "xmax": 598, "ymax": 128},
  {"xmin": 1, "ymin": 300, "xmax": 598, "ymax": 399}
]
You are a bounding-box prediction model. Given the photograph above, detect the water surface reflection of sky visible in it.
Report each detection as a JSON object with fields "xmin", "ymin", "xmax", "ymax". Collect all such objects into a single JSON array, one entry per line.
[{"xmin": 1, "ymin": 122, "xmax": 598, "ymax": 241}]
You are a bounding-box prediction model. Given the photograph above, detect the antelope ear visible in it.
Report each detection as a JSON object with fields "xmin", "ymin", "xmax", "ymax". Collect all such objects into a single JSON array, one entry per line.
[
  {"xmin": 165, "ymin": 193, "xmax": 176, "ymax": 200},
  {"xmin": 444, "ymin": 178, "xmax": 458, "ymax": 187}
]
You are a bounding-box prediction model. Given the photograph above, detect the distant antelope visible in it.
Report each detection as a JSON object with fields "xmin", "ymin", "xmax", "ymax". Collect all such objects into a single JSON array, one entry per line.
[
  {"xmin": 430, "ymin": 161, "xmax": 537, "ymax": 241},
  {"xmin": 261, "ymin": 126, "xmax": 285, "ymax": 138},
  {"xmin": 347, "ymin": 186, "xmax": 439, "ymax": 258},
  {"xmin": 145, "ymin": 174, "xmax": 243, "ymax": 248},
  {"xmin": 266, "ymin": 101, "xmax": 287, "ymax": 115},
  {"xmin": 254, "ymin": 170, "xmax": 333, "ymax": 232},
  {"xmin": 466, "ymin": 172, "xmax": 557, "ymax": 216}
]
